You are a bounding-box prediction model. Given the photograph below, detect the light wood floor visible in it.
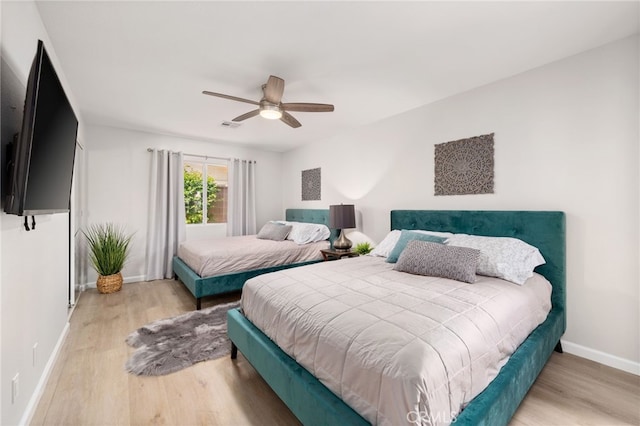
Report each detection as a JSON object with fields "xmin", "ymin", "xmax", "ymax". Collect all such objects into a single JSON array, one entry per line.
[{"xmin": 32, "ymin": 280, "xmax": 639, "ymax": 426}]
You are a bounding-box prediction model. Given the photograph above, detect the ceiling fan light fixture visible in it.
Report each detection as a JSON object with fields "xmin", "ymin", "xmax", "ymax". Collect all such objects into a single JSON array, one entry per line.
[
  {"xmin": 259, "ymin": 104, "xmax": 282, "ymax": 120},
  {"xmin": 203, "ymin": 75, "xmax": 333, "ymax": 128}
]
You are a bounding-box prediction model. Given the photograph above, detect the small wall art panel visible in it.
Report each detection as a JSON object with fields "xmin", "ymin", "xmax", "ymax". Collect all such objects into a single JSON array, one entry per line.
[
  {"xmin": 434, "ymin": 133, "xmax": 494, "ymax": 196},
  {"xmin": 301, "ymin": 167, "xmax": 321, "ymax": 201}
]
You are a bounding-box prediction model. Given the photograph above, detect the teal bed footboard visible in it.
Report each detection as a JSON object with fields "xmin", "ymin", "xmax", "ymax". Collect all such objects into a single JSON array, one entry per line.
[
  {"xmin": 227, "ymin": 210, "xmax": 566, "ymax": 425},
  {"xmin": 172, "ymin": 256, "xmax": 322, "ymax": 310},
  {"xmin": 227, "ymin": 308, "xmax": 368, "ymax": 426}
]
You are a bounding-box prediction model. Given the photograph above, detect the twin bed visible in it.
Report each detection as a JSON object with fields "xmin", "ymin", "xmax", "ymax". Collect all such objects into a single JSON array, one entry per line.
[
  {"xmin": 227, "ymin": 210, "xmax": 566, "ymax": 425},
  {"xmin": 172, "ymin": 209, "xmax": 335, "ymax": 309}
]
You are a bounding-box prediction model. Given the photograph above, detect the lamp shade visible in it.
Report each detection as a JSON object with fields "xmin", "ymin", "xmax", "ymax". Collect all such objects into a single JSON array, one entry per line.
[{"xmin": 329, "ymin": 204, "xmax": 355, "ymax": 229}]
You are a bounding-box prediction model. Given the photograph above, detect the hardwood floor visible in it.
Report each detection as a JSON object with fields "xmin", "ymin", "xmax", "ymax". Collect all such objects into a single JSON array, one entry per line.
[{"xmin": 31, "ymin": 280, "xmax": 639, "ymax": 426}]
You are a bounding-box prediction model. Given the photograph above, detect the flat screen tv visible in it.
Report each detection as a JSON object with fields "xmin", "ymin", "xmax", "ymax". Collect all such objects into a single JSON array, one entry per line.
[{"xmin": 5, "ymin": 40, "xmax": 78, "ymax": 216}]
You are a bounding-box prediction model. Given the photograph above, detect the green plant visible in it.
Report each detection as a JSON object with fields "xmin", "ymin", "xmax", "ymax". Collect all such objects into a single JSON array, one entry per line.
[
  {"xmin": 354, "ymin": 242, "xmax": 373, "ymax": 255},
  {"xmin": 84, "ymin": 223, "xmax": 133, "ymax": 276},
  {"xmin": 184, "ymin": 165, "xmax": 218, "ymax": 224}
]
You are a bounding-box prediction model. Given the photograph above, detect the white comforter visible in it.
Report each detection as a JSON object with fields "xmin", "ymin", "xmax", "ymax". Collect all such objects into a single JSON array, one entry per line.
[
  {"xmin": 177, "ymin": 235, "xmax": 328, "ymax": 277},
  {"xmin": 241, "ymin": 256, "xmax": 551, "ymax": 426}
]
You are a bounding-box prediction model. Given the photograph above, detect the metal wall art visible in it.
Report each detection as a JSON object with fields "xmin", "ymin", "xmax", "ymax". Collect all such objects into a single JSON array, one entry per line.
[
  {"xmin": 301, "ymin": 167, "xmax": 321, "ymax": 201},
  {"xmin": 434, "ymin": 133, "xmax": 494, "ymax": 196}
]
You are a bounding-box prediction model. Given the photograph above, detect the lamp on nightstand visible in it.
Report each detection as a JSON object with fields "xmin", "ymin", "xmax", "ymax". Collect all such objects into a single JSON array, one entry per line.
[{"xmin": 329, "ymin": 204, "xmax": 356, "ymax": 252}]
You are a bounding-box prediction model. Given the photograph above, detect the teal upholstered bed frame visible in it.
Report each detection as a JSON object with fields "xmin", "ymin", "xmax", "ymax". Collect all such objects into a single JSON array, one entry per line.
[
  {"xmin": 227, "ymin": 210, "xmax": 566, "ymax": 425},
  {"xmin": 173, "ymin": 209, "xmax": 335, "ymax": 310}
]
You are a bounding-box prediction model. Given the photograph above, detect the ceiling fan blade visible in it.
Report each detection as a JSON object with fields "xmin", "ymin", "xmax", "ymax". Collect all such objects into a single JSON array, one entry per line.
[
  {"xmin": 202, "ymin": 91, "xmax": 260, "ymax": 106},
  {"xmin": 281, "ymin": 103, "xmax": 335, "ymax": 113},
  {"xmin": 280, "ymin": 111, "xmax": 301, "ymax": 128},
  {"xmin": 263, "ymin": 75, "xmax": 285, "ymax": 104},
  {"xmin": 232, "ymin": 109, "xmax": 261, "ymax": 122}
]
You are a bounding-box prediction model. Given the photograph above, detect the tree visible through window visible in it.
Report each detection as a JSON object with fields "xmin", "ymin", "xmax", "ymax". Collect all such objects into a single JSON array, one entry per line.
[{"xmin": 183, "ymin": 160, "xmax": 228, "ymax": 224}]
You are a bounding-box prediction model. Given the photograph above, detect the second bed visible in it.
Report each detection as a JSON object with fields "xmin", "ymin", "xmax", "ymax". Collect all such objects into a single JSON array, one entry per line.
[{"xmin": 172, "ymin": 209, "xmax": 334, "ymax": 309}]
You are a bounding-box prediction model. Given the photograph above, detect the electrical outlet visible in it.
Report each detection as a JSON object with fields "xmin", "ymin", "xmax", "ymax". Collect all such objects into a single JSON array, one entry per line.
[
  {"xmin": 11, "ymin": 373, "xmax": 19, "ymax": 404},
  {"xmin": 33, "ymin": 343, "xmax": 38, "ymax": 367}
]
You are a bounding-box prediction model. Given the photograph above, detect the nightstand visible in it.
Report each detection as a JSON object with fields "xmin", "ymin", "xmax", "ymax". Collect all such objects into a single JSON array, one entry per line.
[{"xmin": 320, "ymin": 249, "xmax": 359, "ymax": 261}]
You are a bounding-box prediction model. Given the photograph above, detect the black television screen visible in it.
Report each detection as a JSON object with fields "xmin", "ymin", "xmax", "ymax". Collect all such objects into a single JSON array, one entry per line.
[{"xmin": 5, "ymin": 40, "xmax": 78, "ymax": 216}]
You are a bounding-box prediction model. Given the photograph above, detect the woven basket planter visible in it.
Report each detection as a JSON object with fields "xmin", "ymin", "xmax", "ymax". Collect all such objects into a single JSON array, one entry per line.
[{"xmin": 96, "ymin": 272, "xmax": 123, "ymax": 294}]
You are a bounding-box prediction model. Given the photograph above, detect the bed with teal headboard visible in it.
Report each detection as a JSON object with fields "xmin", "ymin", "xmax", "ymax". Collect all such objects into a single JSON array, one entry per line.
[
  {"xmin": 227, "ymin": 210, "xmax": 566, "ymax": 425},
  {"xmin": 172, "ymin": 209, "xmax": 335, "ymax": 309}
]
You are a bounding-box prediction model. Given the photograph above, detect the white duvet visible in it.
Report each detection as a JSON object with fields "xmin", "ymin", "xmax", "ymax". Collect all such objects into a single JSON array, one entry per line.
[
  {"xmin": 241, "ymin": 256, "xmax": 551, "ymax": 426},
  {"xmin": 177, "ymin": 235, "xmax": 328, "ymax": 277}
]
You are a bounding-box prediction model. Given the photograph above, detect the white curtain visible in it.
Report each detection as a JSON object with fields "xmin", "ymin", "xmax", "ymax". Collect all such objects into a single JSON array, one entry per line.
[
  {"xmin": 227, "ymin": 158, "xmax": 257, "ymax": 236},
  {"xmin": 145, "ymin": 149, "xmax": 186, "ymax": 280}
]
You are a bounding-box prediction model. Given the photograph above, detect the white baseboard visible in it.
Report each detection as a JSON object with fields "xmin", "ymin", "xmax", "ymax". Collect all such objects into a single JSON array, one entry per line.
[
  {"xmin": 19, "ymin": 321, "xmax": 70, "ymax": 426},
  {"xmin": 123, "ymin": 275, "xmax": 146, "ymax": 284},
  {"xmin": 83, "ymin": 274, "xmax": 146, "ymax": 289},
  {"xmin": 561, "ymin": 339, "xmax": 640, "ymax": 376}
]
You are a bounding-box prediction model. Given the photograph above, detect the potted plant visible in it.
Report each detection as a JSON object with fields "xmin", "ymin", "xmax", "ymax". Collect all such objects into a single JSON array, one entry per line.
[
  {"xmin": 84, "ymin": 223, "xmax": 133, "ymax": 294},
  {"xmin": 354, "ymin": 242, "xmax": 373, "ymax": 255}
]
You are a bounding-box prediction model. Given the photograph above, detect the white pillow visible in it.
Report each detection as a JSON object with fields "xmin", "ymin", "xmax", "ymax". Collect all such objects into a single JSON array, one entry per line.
[
  {"xmin": 275, "ymin": 221, "xmax": 330, "ymax": 245},
  {"xmin": 369, "ymin": 229, "xmax": 454, "ymax": 257},
  {"xmin": 369, "ymin": 230, "xmax": 401, "ymax": 257},
  {"xmin": 445, "ymin": 234, "xmax": 546, "ymax": 285}
]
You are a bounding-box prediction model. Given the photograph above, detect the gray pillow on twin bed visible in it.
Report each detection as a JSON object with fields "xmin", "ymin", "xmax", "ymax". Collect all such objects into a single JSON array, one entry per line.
[
  {"xmin": 257, "ymin": 222, "xmax": 293, "ymax": 241},
  {"xmin": 393, "ymin": 240, "xmax": 481, "ymax": 284}
]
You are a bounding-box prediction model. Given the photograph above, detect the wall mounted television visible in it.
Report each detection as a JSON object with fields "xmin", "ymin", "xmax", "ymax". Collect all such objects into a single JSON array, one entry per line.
[{"xmin": 4, "ymin": 40, "xmax": 78, "ymax": 216}]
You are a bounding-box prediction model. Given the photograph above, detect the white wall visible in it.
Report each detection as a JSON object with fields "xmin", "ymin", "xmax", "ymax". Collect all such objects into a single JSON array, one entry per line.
[
  {"xmin": 0, "ymin": 1, "xmax": 85, "ymax": 424},
  {"xmin": 83, "ymin": 125, "xmax": 284, "ymax": 284},
  {"xmin": 0, "ymin": 2, "xmax": 4, "ymax": 419},
  {"xmin": 283, "ymin": 36, "xmax": 639, "ymax": 373}
]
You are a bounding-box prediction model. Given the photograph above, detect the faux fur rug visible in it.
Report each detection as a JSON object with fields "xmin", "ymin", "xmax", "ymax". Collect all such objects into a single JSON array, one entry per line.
[{"xmin": 125, "ymin": 300, "xmax": 240, "ymax": 376}]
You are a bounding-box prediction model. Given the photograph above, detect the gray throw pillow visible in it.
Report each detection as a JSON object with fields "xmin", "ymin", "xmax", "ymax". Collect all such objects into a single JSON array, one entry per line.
[
  {"xmin": 257, "ymin": 222, "xmax": 293, "ymax": 241},
  {"xmin": 393, "ymin": 240, "xmax": 480, "ymax": 283}
]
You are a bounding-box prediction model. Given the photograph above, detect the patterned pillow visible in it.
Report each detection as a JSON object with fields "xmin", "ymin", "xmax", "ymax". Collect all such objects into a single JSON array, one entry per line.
[
  {"xmin": 393, "ymin": 240, "xmax": 480, "ymax": 283},
  {"xmin": 446, "ymin": 234, "xmax": 545, "ymax": 285},
  {"xmin": 256, "ymin": 222, "xmax": 292, "ymax": 241},
  {"xmin": 386, "ymin": 230, "xmax": 447, "ymax": 263}
]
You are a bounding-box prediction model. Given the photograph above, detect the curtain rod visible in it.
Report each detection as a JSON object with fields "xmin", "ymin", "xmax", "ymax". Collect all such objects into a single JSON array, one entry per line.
[{"xmin": 146, "ymin": 148, "xmax": 230, "ymax": 162}]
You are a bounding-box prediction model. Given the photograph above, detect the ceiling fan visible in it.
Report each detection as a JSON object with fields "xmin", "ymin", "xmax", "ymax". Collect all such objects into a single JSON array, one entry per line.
[{"xmin": 202, "ymin": 75, "xmax": 334, "ymax": 128}]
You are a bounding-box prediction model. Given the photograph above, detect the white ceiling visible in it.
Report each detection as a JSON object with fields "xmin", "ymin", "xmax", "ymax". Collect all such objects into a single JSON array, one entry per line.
[{"xmin": 35, "ymin": 1, "xmax": 639, "ymax": 152}]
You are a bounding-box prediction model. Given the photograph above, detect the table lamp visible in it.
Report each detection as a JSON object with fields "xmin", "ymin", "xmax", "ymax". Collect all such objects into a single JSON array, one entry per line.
[{"xmin": 329, "ymin": 204, "xmax": 356, "ymax": 252}]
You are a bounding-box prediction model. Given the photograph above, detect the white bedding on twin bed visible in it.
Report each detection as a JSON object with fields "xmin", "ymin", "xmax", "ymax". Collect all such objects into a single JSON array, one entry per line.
[
  {"xmin": 241, "ymin": 255, "xmax": 552, "ymax": 426},
  {"xmin": 177, "ymin": 235, "xmax": 328, "ymax": 277}
]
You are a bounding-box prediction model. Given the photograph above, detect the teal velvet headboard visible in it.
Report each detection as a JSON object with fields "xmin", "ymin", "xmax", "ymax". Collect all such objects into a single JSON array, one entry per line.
[
  {"xmin": 390, "ymin": 210, "xmax": 566, "ymax": 322},
  {"xmin": 285, "ymin": 208, "xmax": 329, "ymax": 225}
]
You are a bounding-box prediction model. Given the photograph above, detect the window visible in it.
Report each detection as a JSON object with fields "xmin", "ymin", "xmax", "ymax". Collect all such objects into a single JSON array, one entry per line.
[{"xmin": 183, "ymin": 160, "xmax": 228, "ymax": 224}]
